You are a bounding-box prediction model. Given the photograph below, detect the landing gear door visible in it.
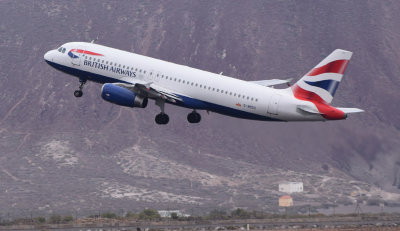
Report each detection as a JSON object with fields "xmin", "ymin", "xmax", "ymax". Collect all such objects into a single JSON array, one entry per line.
[
  {"xmin": 70, "ymin": 46, "xmax": 85, "ymax": 66},
  {"xmin": 267, "ymin": 94, "xmax": 281, "ymax": 115}
]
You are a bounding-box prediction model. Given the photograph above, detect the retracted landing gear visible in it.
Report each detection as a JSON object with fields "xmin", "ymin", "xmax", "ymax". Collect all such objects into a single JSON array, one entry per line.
[
  {"xmin": 74, "ymin": 79, "xmax": 86, "ymax": 97},
  {"xmin": 187, "ymin": 110, "xmax": 201, "ymax": 123},
  {"xmin": 155, "ymin": 99, "xmax": 169, "ymax": 125}
]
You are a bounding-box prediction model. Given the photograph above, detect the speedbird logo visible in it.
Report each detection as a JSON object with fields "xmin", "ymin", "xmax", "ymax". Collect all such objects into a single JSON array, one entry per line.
[{"xmin": 68, "ymin": 49, "xmax": 104, "ymax": 59}]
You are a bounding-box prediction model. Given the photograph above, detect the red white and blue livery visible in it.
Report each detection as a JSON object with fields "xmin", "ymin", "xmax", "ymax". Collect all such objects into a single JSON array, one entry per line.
[{"xmin": 44, "ymin": 42, "xmax": 363, "ymax": 124}]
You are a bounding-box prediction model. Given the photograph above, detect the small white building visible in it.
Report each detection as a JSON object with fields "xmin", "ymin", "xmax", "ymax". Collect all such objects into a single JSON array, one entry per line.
[
  {"xmin": 279, "ymin": 182, "xmax": 303, "ymax": 193},
  {"xmin": 158, "ymin": 210, "xmax": 189, "ymax": 218}
]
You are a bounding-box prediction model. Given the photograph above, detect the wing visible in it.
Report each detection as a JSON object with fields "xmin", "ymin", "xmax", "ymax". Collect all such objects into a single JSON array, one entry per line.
[
  {"xmin": 112, "ymin": 82, "xmax": 183, "ymax": 103},
  {"xmin": 249, "ymin": 78, "xmax": 292, "ymax": 87}
]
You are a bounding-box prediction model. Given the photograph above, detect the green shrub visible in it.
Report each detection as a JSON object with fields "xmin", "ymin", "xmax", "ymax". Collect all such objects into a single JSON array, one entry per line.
[
  {"xmin": 230, "ymin": 208, "xmax": 251, "ymax": 219},
  {"xmin": 125, "ymin": 212, "xmax": 139, "ymax": 219},
  {"xmin": 49, "ymin": 215, "xmax": 62, "ymax": 224},
  {"xmin": 170, "ymin": 212, "xmax": 178, "ymax": 220},
  {"xmin": 35, "ymin": 217, "xmax": 46, "ymax": 223},
  {"xmin": 206, "ymin": 210, "xmax": 228, "ymax": 220},
  {"xmin": 138, "ymin": 209, "xmax": 160, "ymax": 220},
  {"xmin": 62, "ymin": 215, "xmax": 74, "ymax": 223}
]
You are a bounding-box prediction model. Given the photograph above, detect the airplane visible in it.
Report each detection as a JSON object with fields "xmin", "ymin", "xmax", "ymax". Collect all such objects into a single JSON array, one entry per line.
[{"xmin": 44, "ymin": 42, "xmax": 363, "ymax": 125}]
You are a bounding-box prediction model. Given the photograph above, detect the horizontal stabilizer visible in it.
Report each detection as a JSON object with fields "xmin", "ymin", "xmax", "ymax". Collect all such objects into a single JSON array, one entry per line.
[
  {"xmin": 297, "ymin": 105, "xmax": 321, "ymax": 114},
  {"xmin": 250, "ymin": 78, "xmax": 292, "ymax": 87},
  {"xmin": 337, "ymin": 107, "xmax": 364, "ymax": 113}
]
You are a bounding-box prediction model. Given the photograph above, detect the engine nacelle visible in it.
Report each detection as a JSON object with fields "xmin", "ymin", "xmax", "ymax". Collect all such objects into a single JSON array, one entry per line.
[{"xmin": 101, "ymin": 83, "xmax": 148, "ymax": 108}]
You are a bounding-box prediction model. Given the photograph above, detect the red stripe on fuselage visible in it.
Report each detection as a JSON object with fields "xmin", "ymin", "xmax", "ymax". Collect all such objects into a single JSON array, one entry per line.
[
  {"xmin": 292, "ymin": 85, "xmax": 345, "ymax": 120},
  {"xmin": 71, "ymin": 49, "xmax": 103, "ymax": 56},
  {"xmin": 307, "ymin": 59, "xmax": 349, "ymax": 76}
]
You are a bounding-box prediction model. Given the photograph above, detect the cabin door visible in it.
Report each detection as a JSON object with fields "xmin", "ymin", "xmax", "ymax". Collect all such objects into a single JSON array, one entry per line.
[
  {"xmin": 267, "ymin": 94, "xmax": 281, "ymax": 115},
  {"xmin": 70, "ymin": 46, "xmax": 85, "ymax": 66}
]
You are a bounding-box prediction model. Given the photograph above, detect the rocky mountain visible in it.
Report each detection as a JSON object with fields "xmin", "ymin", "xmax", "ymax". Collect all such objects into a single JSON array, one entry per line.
[{"xmin": 1, "ymin": 0, "xmax": 400, "ymax": 217}]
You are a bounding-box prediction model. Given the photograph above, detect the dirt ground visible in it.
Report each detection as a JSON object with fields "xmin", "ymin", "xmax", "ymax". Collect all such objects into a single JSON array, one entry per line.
[{"xmin": 257, "ymin": 227, "xmax": 400, "ymax": 231}]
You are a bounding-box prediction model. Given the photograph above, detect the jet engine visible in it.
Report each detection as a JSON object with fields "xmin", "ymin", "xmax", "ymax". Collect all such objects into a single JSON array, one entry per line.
[{"xmin": 101, "ymin": 83, "xmax": 148, "ymax": 108}]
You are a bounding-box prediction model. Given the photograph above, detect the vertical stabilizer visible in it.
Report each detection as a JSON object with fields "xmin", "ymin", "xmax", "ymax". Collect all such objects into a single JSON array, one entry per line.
[{"xmin": 292, "ymin": 49, "xmax": 352, "ymax": 104}]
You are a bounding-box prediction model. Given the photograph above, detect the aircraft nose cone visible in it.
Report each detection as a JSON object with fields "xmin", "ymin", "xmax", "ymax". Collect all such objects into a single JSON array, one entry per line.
[{"xmin": 44, "ymin": 50, "xmax": 52, "ymax": 62}]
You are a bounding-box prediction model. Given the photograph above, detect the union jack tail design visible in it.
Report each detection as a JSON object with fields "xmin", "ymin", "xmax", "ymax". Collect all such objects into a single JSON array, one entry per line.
[{"xmin": 292, "ymin": 49, "xmax": 352, "ymax": 104}]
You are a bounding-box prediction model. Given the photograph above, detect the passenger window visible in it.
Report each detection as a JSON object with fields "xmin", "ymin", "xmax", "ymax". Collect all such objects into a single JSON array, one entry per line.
[
  {"xmin": 58, "ymin": 47, "xmax": 62, "ymax": 52},
  {"xmin": 182, "ymin": 80, "xmax": 185, "ymax": 84},
  {"xmin": 89, "ymin": 57, "xmax": 92, "ymax": 60},
  {"xmin": 144, "ymin": 71, "xmax": 146, "ymax": 74},
  {"xmin": 213, "ymin": 88, "xmax": 215, "ymax": 91},
  {"xmin": 195, "ymin": 83, "xmax": 198, "ymax": 87},
  {"xmin": 102, "ymin": 60, "xmax": 104, "ymax": 63},
  {"xmin": 123, "ymin": 65, "xmax": 125, "ymax": 68},
  {"xmin": 217, "ymin": 89, "xmax": 219, "ymax": 92},
  {"xmin": 221, "ymin": 90, "xmax": 224, "ymax": 93},
  {"xmin": 256, "ymin": 99, "xmax": 258, "ymax": 102},
  {"xmin": 238, "ymin": 94, "xmax": 241, "ymax": 97},
  {"xmin": 191, "ymin": 82, "xmax": 194, "ymax": 86},
  {"xmin": 174, "ymin": 78, "xmax": 177, "ymax": 81}
]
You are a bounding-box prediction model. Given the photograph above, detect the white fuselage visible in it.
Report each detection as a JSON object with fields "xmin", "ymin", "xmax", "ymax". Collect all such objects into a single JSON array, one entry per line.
[{"xmin": 44, "ymin": 42, "xmax": 325, "ymax": 122}]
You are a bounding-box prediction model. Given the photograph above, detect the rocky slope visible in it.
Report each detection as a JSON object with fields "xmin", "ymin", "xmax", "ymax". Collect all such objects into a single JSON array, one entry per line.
[{"xmin": 0, "ymin": 0, "xmax": 400, "ymax": 217}]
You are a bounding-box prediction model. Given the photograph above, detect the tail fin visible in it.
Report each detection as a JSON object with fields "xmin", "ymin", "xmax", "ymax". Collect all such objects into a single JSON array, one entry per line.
[{"xmin": 292, "ymin": 49, "xmax": 352, "ymax": 104}]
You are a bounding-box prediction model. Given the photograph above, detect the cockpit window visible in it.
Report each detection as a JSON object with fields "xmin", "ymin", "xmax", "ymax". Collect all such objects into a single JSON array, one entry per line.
[{"xmin": 57, "ymin": 47, "xmax": 66, "ymax": 53}]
